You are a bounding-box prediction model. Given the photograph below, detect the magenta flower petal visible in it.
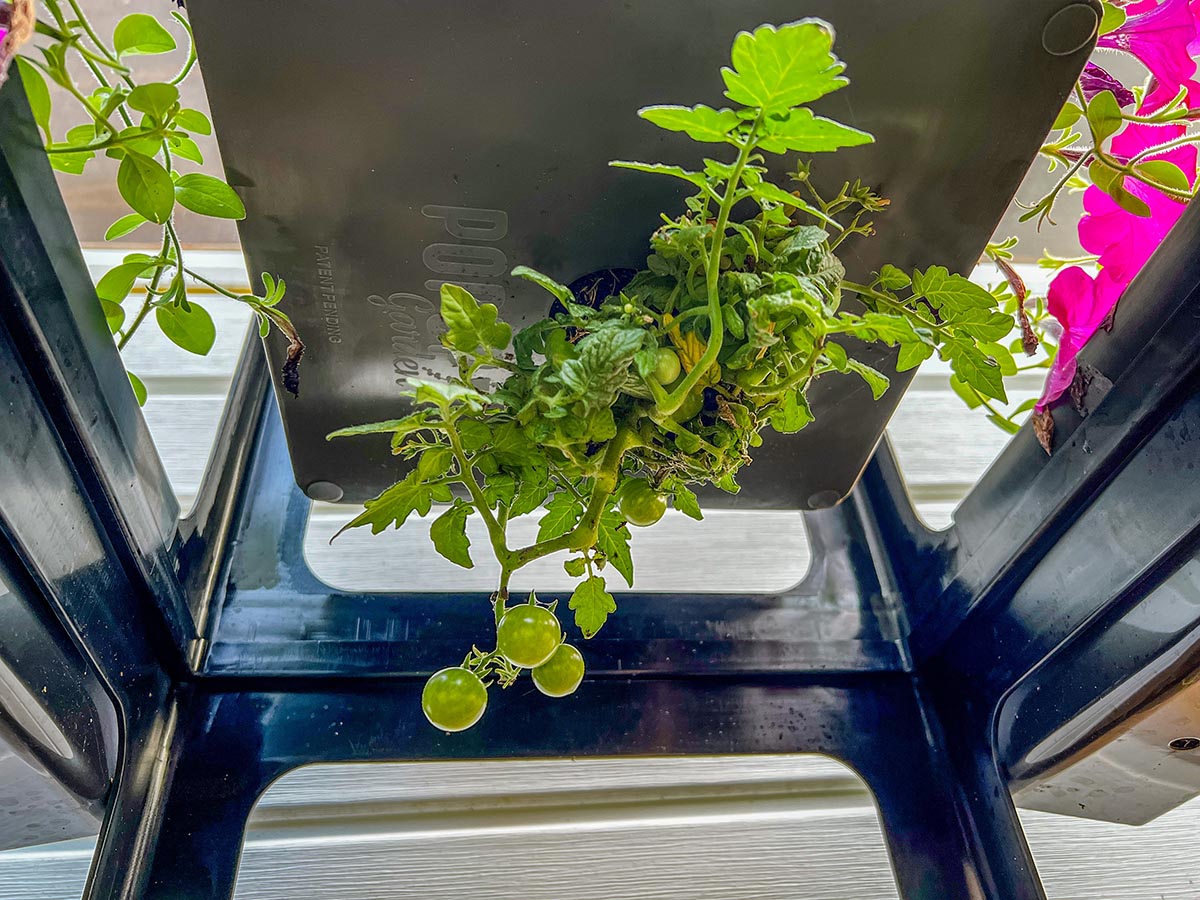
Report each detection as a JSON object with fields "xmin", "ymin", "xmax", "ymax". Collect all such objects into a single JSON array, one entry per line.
[
  {"xmin": 1036, "ymin": 267, "xmax": 1120, "ymax": 410},
  {"xmin": 1097, "ymin": 0, "xmax": 1198, "ymax": 111},
  {"xmin": 1080, "ymin": 62, "xmax": 1137, "ymax": 107}
]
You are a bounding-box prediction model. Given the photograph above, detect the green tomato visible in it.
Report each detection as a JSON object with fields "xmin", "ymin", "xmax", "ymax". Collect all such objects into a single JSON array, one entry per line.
[
  {"xmin": 617, "ymin": 477, "xmax": 668, "ymax": 527},
  {"xmin": 497, "ymin": 604, "xmax": 563, "ymax": 668},
  {"xmin": 653, "ymin": 347, "xmax": 682, "ymax": 384},
  {"xmin": 735, "ymin": 366, "xmax": 769, "ymax": 389},
  {"xmin": 421, "ymin": 667, "xmax": 488, "ymax": 732},
  {"xmin": 532, "ymin": 644, "xmax": 585, "ymax": 698},
  {"xmin": 664, "ymin": 376, "xmax": 704, "ymax": 421}
]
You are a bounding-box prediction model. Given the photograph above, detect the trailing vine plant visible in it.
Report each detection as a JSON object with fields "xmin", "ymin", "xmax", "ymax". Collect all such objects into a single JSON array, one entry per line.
[
  {"xmin": 8, "ymin": 1, "xmax": 302, "ymax": 403},
  {"xmin": 331, "ymin": 20, "xmax": 1021, "ymax": 732}
]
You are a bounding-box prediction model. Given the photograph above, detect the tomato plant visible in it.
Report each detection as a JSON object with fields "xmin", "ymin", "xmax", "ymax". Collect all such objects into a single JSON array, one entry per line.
[{"xmin": 332, "ymin": 19, "xmax": 1026, "ymax": 732}]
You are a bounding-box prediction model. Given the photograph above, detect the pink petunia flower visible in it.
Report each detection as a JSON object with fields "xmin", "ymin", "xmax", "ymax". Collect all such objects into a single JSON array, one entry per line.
[
  {"xmin": 1036, "ymin": 267, "xmax": 1124, "ymax": 410},
  {"xmin": 1098, "ymin": 0, "xmax": 1198, "ymax": 111},
  {"xmin": 1037, "ymin": 123, "xmax": 1196, "ymax": 411}
]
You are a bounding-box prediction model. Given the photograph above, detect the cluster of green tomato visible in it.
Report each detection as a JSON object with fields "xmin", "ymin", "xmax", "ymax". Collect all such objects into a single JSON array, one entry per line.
[{"xmin": 421, "ymin": 601, "xmax": 587, "ymax": 732}]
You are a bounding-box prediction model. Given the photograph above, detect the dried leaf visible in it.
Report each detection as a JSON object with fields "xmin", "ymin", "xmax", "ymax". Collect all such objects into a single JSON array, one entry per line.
[{"xmin": 1033, "ymin": 408, "xmax": 1055, "ymax": 455}]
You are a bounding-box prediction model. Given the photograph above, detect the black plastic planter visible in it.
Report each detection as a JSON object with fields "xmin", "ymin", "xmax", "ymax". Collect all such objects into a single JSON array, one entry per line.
[{"xmin": 186, "ymin": 0, "xmax": 1099, "ymax": 506}]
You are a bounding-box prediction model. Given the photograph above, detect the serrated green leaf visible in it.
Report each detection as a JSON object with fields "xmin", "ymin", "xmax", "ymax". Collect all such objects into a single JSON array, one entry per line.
[
  {"xmin": 557, "ymin": 324, "xmax": 646, "ymax": 411},
  {"xmin": 127, "ymin": 371, "xmax": 148, "ymax": 407},
  {"xmin": 335, "ymin": 470, "xmax": 434, "ymax": 537},
  {"xmin": 155, "ymin": 301, "xmax": 216, "ymax": 356},
  {"xmin": 769, "ymin": 389, "xmax": 815, "ymax": 433},
  {"xmin": 563, "ymin": 557, "xmax": 588, "ymax": 578},
  {"xmin": 824, "ymin": 341, "xmax": 849, "ymax": 371},
  {"xmin": 416, "ymin": 445, "xmax": 453, "ymax": 481},
  {"xmin": 113, "ymin": 13, "xmax": 177, "ymax": 57},
  {"xmin": 596, "ymin": 510, "xmax": 633, "ymax": 588},
  {"xmin": 637, "ymin": 104, "xmax": 741, "ymax": 143},
  {"xmin": 948, "ymin": 373, "xmax": 983, "ymax": 409},
  {"xmin": 672, "ymin": 483, "xmax": 703, "ymax": 520},
  {"xmin": 846, "ymin": 359, "xmax": 890, "ymax": 399},
  {"xmin": 981, "ymin": 341, "xmax": 1017, "ymax": 376},
  {"xmin": 774, "ymin": 226, "xmax": 828, "ymax": 256},
  {"xmin": 326, "ymin": 410, "xmax": 435, "ymax": 441},
  {"xmin": 896, "ymin": 341, "xmax": 934, "ymax": 372},
  {"xmin": 104, "ymin": 213, "xmax": 149, "ymax": 241},
  {"xmin": 610, "ymin": 161, "xmax": 711, "ymax": 193},
  {"xmin": 721, "ymin": 20, "xmax": 848, "ymax": 111},
  {"xmin": 16, "ymin": 59, "xmax": 52, "ymax": 142},
  {"xmin": 1086, "ymin": 90, "xmax": 1122, "ymax": 144},
  {"xmin": 876, "ymin": 265, "xmax": 911, "ymax": 291},
  {"xmin": 756, "ymin": 108, "xmax": 873, "ymax": 154},
  {"xmin": 127, "ymin": 83, "xmax": 179, "ymax": 121},
  {"xmin": 429, "ymin": 502, "xmax": 473, "ymax": 568},
  {"xmin": 440, "ymin": 283, "xmax": 513, "ymax": 353},
  {"xmin": 911, "ymin": 266, "xmax": 996, "ymax": 312},
  {"xmin": 538, "ymin": 493, "xmax": 583, "ymax": 542},
  {"xmin": 174, "ymin": 173, "xmax": 246, "ymax": 219},
  {"xmin": 509, "ymin": 468, "xmax": 552, "ymax": 518},
  {"xmin": 569, "ymin": 575, "xmax": 617, "ymax": 639},
  {"xmin": 403, "ymin": 377, "xmax": 487, "ymax": 410},
  {"xmin": 117, "ymin": 151, "xmax": 175, "ymax": 224},
  {"xmin": 749, "ymin": 181, "xmax": 833, "ymax": 224},
  {"xmin": 945, "ymin": 340, "xmax": 1007, "ymax": 403},
  {"xmin": 842, "ymin": 312, "xmax": 923, "ymax": 345},
  {"xmin": 947, "ymin": 308, "xmax": 1015, "ymax": 342},
  {"xmin": 175, "ymin": 107, "xmax": 212, "ymax": 135},
  {"xmin": 95, "ymin": 261, "xmax": 152, "ymax": 304}
]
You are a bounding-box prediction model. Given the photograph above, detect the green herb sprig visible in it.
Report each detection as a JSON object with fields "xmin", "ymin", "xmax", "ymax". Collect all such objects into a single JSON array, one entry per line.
[{"xmin": 16, "ymin": 2, "xmax": 302, "ymax": 403}]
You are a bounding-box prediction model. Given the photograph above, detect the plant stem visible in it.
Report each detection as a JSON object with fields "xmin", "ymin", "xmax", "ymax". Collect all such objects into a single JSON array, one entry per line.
[
  {"xmin": 117, "ymin": 230, "xmax": 172, "ymax": 350},
  {"xmin": 64, "ymin": 0, "xmax": 121, "ymax": 65},
  {"xmin": 443, "ymin": 418, "xmax": 510, "ymax": 567},
  {"xmin": 839, "ymin": 281, "xmax": 946, "ymax": 334},
  {"xmin": 652, "ymin": 112, "xmax": 764, "ymax": 415}
]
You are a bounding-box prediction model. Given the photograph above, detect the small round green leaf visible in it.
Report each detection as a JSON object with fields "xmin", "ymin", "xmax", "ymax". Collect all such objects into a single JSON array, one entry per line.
[
  {"xmin": 127, "ymin": 372, "xmax": 148, "ymax": 407},
  {"xmin": 104, "ymin": 213, "xmax": 149, "ymax": 241},
  {"xmin": 174, "ymin": 108, "xmax": 212, "ymax": 135},
  {"xmin": 156, "ymin": 301, "xmax": 216, "ymax": 355},
  {"xmin": 96, "ymin": 261, "xmax": 153, "ymax": 303},
  {"xmin": 15, "ymin": 59, "xmax": 52, "ymax": 141},
  {"xmin": 1135, "ymin": 159, "xmax": 1191, "ymax": 194},
  {"xmin": 174, "ymin": 173, "xmax": 247, "ymax": 219},
  {"xmin": 113, "ymin": 14, "xmax": 177, "ymax": 57},
  {"xmin": 101, "ymin": 299, "xmax": 126, "ymax": 334},
  {"xmin": 128, "ymin": 83, "xmax": 180, "ymax": 121},
  {"xmin": 117, "ymin": 151, "xmax": 176, "ymax": 224}
]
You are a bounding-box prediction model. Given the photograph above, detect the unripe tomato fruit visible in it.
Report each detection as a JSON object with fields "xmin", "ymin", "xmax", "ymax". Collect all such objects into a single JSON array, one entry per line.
[
  {"xmin": 617, "ymin": 477, "xmax": 668, "ymax": 527},
  {"xmin": 497, "ymin": 604, "xmax": 563, "ymax": 668},
  {"xmin": 735, "ymin": 366, "xmax": 769, "ymax": 389},
  {"xmin": 421, "ymin": 667, "xmax": 488, "ymax": 732},
  {"xmin": 663, "ymin": 375, "xmax": 704, "ymax": 421},
  {"xmin": 653, "ymin": 347, "xmax": 682, "ymax": 385},
  {"xmin": 532, "ymin": 644, "xmax": 586, "ymax": 697}
]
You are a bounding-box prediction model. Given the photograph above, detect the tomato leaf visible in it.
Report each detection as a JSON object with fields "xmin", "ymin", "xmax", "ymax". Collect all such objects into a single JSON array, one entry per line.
[
  {"xmin": 596, "ymin": 510, "xmax": 633, "ymax": 587},
  {"xmin": 637, "ymin": 104, "xmax": 741, "ymax": 143},
  {"xmin": 430, "ymin": 502, "xmax": 473, "ymax": 569},
  {"xmin": 569, "ymin": 575, "xmax": 617, "ymax": 639},
  {"xmin": 721, "ymin": 21, "xmax": 848, "ymax": 111},
  {"xmin": 440, "ymin": 284, "xmax": 513, "ymax": 354},
  {"xmin": 537, "ymin": 493, "xmax": 583, "ymax": 543}
]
